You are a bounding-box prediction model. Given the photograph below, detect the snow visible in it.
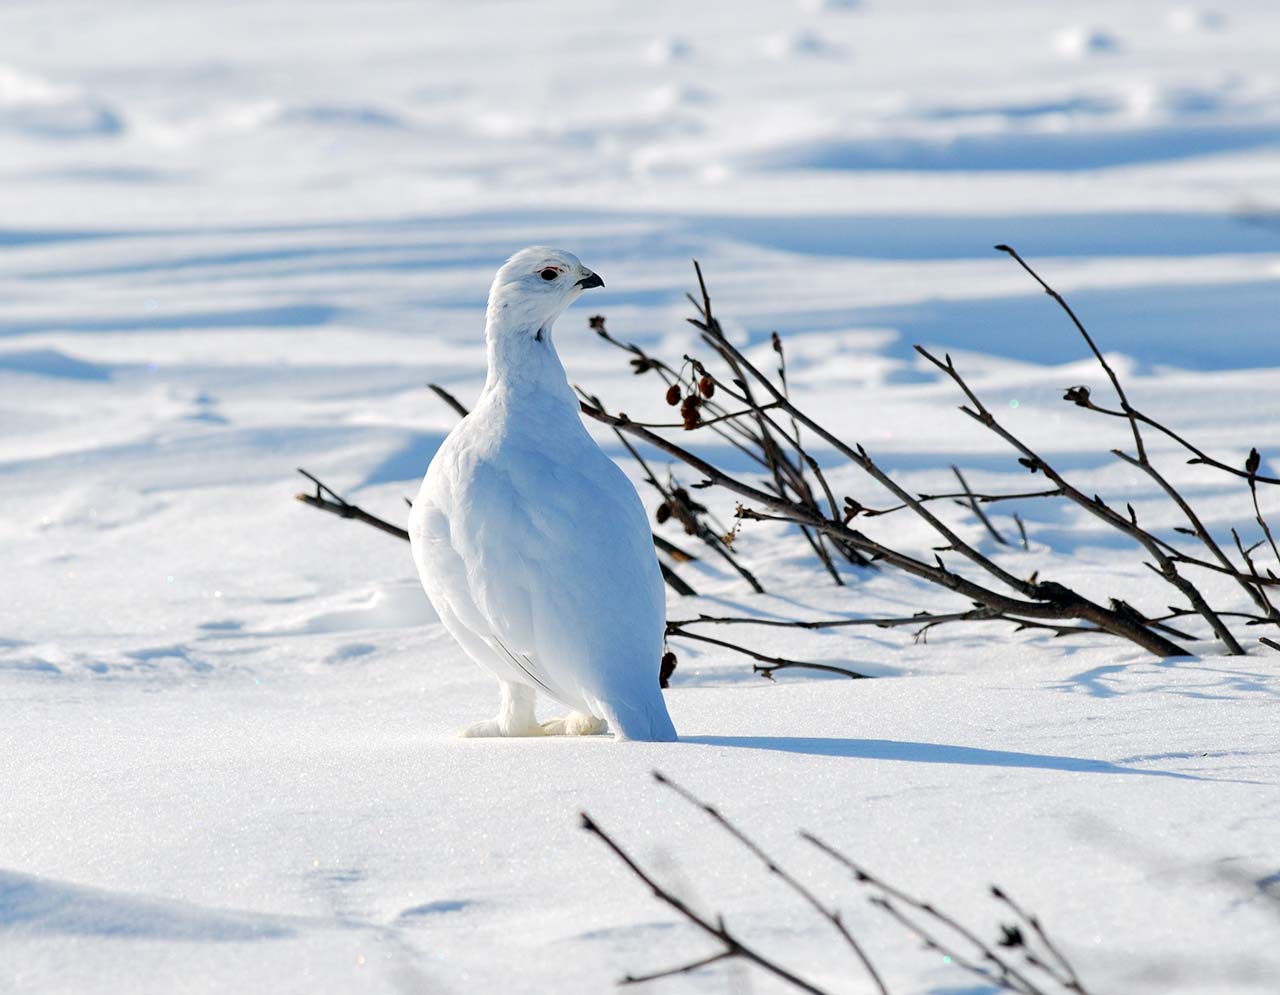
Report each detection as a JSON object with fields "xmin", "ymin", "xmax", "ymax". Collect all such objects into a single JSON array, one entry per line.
[{"xmin": 2, "ymin": 0, "xmax": 1279, "ymax": 992}]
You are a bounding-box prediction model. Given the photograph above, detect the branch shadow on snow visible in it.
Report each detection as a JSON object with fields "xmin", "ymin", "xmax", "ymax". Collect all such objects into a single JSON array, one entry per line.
[{"xmin": 682, "ymin": 736, "xmax": 1213, "ymax": 781}]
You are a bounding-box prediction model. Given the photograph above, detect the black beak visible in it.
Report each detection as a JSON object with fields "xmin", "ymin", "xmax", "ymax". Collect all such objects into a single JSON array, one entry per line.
[{"xmin": 576, "ymin": 271, "xmax": 604, "ymax": 290}]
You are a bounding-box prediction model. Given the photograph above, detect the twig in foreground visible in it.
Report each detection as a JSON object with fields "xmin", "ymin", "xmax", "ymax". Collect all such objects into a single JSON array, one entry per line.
[
  {"xmin": 579, "ymin": 812, "xmax": 834, "ymax": 994},
  {"xmin": 653, "ymin": 772, "xmax": 889, "ymax": 995},
  {"xmin": 805, "ymin": 832, "xmax": 1092, "ymax": 995}
]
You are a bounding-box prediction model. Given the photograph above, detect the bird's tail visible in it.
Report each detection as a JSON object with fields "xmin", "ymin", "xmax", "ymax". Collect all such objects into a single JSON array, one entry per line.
[{"xmin": 592, "ymin": 693, "xmax": 678, "ymax": 742}]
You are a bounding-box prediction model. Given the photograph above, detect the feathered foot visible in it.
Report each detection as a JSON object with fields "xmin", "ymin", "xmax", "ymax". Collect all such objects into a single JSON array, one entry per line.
[
  {"xmin": 460, "ymin": 716, "xmax": 545, "ymax": 738},
  {"xmin": 540, "ymin": 712, "xmax": 608, "ymax": 736},
  {"xmin": 459, "ymin": 680, "xmax": 545, "ymax": 738}
]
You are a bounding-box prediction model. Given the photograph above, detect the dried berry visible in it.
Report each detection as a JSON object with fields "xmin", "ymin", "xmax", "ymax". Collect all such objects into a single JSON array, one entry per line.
[
  {"xmin": 698, "ymin": 375, "xmax": 715, "ymax": 398},
  {"xmin": 659, "ymin": 651, "xmax": 677, "ymax": 688},
  {"xmin": 680, "ymin": 394, "xmax": 703, "ymax": 429},
  {"xmin": 665, "ymin": 383, "xmax": 681, "ymax": 406},
  {"xmin": 655, "ymin": 502, "xmax": 671, "ymax": 524}
]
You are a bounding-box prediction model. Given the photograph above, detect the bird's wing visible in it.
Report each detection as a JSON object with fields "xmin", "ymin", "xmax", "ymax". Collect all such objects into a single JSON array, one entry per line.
[
  {"xmin": 448, "ymin": 439, "xmax": 665, "ymax": 708},
  {"xmin": 412, "ymin": 468, "xmax": 561, "ymax": 693}
]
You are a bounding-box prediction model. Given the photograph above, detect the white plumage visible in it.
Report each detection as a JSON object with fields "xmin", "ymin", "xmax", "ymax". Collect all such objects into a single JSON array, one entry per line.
[{"xmin": 409, "ymin": 247, "xmax": 678, "ymax": 741}]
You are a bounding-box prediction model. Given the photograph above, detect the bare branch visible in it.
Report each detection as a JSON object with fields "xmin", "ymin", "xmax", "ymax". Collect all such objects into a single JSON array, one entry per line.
[
  {"xmin": 580, "ymin": 812, "xmax": 835, "ymax": 995},
  {"xmin": 996, "ymin": 243, "xmax": 1146, "ymax": 464},
  {"xmin": 917, "ymin": 347, "xmax": 1238, "ymax": 654},
  {"xmin": 953, "ymin": 464, "xmax": 1009, "ymax": 546},
  {"xmin": 621, "ymin": 951, "xmax": 733, "ymax": 986},
  {"xmin": 426, "ymin": 382, "xmax": 470, "ymax": 420},
  {"xmin": 653, "ymin": 772, "xmax": 889, "ymax": 994},
  {"xmin": 295, "ymin": 468, "xmax": 410, "ymax": 541},
  {"xmin": 805, "ymin": 833, "xmax": 1091, "ymax": 994},
  {"xmin": 665, "ymin": 626, "xmax": 871, "ymax": 680}
]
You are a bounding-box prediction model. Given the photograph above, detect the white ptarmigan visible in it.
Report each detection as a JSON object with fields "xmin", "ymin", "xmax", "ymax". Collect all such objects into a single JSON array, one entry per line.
[{"xmin": 409, "ymin": 247, "xmax": 678, "ymax": 741}]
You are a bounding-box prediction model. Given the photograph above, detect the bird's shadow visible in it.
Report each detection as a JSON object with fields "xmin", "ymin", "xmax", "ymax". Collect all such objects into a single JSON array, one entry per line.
[{"xmin": 681, "ymin": 736, "xmax": 1250, "ymax": 783}]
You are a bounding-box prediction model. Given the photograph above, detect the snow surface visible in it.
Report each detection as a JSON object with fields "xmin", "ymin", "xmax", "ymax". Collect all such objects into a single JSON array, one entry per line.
[{"xmin": 2, "ymin": 1, "xmax": 1279, "ymax": 992}]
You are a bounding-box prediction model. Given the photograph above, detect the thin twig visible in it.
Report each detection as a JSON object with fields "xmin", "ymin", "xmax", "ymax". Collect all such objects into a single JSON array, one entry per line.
[
  {"xmin": 580, "ymin": 813, "xmax": 834, "ymax": 995},
  {"xmin": 621, "ymin": 951, "xmax": 732, "ymax": 985},
  {"xmin": 668, "ymin": 628, "xmax": 871, "ymax": 680},
  {"xmin": 953, "ymin": 464, "xmax": 1009, "ymax": 546},
  {"xmin": 426, "ymin": 383, "xmax": 470, "ymax": 419},
  {"xmin": 295, "ymin": 468, "xmax": 411, "ymax": 541},
  {"xmin": 577, "ymin": 387, "xmax": 763, "ymax": 594},
  {"xmin": 653, "ymin": 772, "xmax": 889, "ymax": 995},
  {"xmin": 582, "ymin": 401, "xmax": 1189, "ymax": 657},
  {"xmin": 996, "ymin": 243, "xmax": 1146, "ymax": 464},
  {"xmin": 918, "ymin": 346, "xmax": 1234, "ymax": 654},
  {"xmin": 805, "ymin": 833, "xmax": 1087, "ymax": 995}
]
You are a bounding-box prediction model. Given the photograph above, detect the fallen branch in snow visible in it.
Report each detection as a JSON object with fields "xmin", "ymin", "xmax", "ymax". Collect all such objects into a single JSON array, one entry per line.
[
  {"xmin": 918, "ymin": 346, "xmax": 1245, "ymax": 655},
  {"xmin": 580, "ymin": 274, "xmax": 1192, "ymax": 658},
  {"xmin": 579, "ymin": 254, "xmax": 1280, "ymax": 658},
  {"xmin": 996, "ymin": 244, "xmax": 1280, "ymax": 646},
  {"xmin": 585, "ymin": 772, "xmax": 1091, "ymax": 994}
]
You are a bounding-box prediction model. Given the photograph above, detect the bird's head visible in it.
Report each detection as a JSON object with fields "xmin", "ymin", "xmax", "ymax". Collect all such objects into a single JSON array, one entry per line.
[{"xmin": 485, "ymin": 246, "xmax": 604, "ymax": 341}]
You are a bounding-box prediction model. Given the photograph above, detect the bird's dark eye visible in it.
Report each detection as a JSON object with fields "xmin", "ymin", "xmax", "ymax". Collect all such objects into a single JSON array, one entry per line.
[{"xmin": 540, "ymin": 268, "xmax": 559, "ymax": 281}]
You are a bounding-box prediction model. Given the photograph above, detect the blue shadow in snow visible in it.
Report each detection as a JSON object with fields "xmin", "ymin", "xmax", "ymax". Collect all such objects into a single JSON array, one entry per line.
[
  {"xmin": 358, "ymin": 430, "xmax": 449, "ymax": 487},
  {"xmin": 0, "ymin": 348, "xmax": 110, "ymax": 380},
  {"xmin": 0, "ymin": 304, "xmax": 338, "ymax": 337},
  {"xmin": 694, "ymin": 211, "xmax": 1280, "ymax": 260},
  {"xmin": 0, "ymin": 870, "xmax": 294, "ymax": 941},
  {"xmin": 745, "ymin": 279, "xmax": 1280, "ymax": 370},
  {"xmin": 684, "ymin": 736, "xmax": 1205, "ymax": 780},
  {"xmin": 750, "ymin": 121, "xmax": 1280, "ymax": 172}
]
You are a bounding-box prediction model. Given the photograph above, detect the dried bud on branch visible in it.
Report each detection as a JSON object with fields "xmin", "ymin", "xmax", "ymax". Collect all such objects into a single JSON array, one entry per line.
[{"xmin": 997, "ymin": 923, "xmax": 1025, "ymax": 948}]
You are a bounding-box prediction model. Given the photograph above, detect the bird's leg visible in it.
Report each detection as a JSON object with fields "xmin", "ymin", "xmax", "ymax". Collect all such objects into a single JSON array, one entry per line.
[
  {"xmin": 540, "ymin": 712, "xmax": 609, "ymax": 736},
  {"xmin": 460, "ymin": 680, "xmax": 545, "ymax": 738}
]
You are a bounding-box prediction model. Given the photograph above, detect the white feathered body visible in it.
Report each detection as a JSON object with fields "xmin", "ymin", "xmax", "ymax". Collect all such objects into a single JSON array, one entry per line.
[{"xmin": 409, "ymin": 303, "xmax": 676, "ymax": 741}]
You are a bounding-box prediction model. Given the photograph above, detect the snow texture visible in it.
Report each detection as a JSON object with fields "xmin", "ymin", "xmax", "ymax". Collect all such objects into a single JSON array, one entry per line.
[{"xmin": 1, "ymin": 1, "xmax": 1279, "ymax": 992}]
